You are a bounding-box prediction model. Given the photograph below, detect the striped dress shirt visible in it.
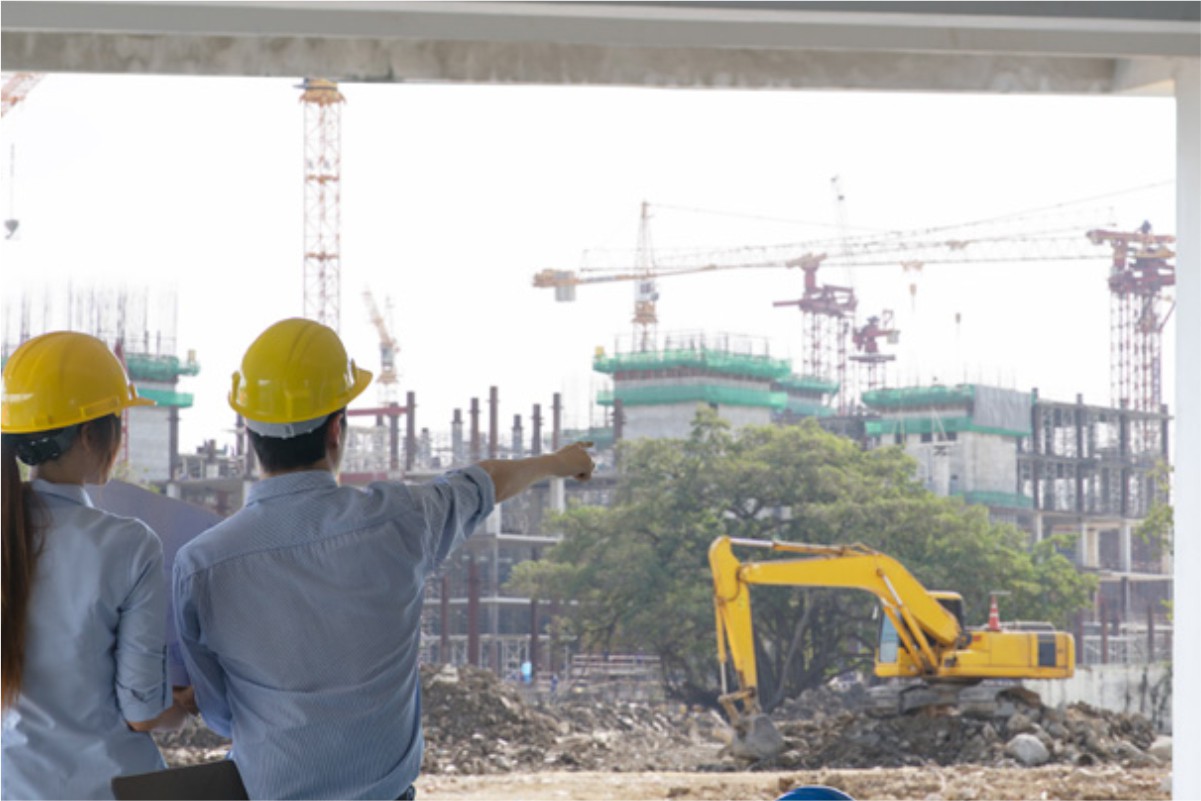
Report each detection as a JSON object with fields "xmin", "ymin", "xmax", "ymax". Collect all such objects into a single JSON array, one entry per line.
[{"xmin": 173, "ymin": 467, "xmax": 495, "ymax": 800}]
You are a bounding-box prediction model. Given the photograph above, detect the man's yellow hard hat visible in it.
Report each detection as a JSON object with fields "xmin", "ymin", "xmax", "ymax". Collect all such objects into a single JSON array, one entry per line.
[
  {"xmin": 1, "ymin": 331, "xmax": 154, "ymax": 434},
  {"xmin": 230, "ymin": 318, "xmax": 372, "ymax": 437}
]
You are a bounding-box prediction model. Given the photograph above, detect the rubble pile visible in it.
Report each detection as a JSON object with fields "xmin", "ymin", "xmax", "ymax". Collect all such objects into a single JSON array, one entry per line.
[
  {"xmin": 772, "ymin": 683, "xmax": 868, "ymax": 721},
  {"xmin": 420, "ymin": 664, "xmax": 723, "ymax": 774},
  {"xmin": 161, "ymin": 666, "xmax": 1170, "ymax": 783},
  {"xmin": 762, "ymin": 692, "xmax": 1163, "ymax": 771},
  {"xmin": 420, "ymin": 663, "xmax": 561, "ymax": 774}
]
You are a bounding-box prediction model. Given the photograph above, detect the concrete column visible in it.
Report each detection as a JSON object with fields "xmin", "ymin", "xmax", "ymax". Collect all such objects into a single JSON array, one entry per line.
[
  {"xmin": 1119, "ymin": 522, "xmax": 1132, "ymax": 573},
  {"xmin": 490, "ymin": 536, "xmax": 500, "ymax": 674},
  {"xmin": 488, "ymin": 386, "xmax": 499, "ymax": 459},
  {"xmin": 469, "ymin": 398, "xmax": 481, "ymax": 462},
  {"xmin": 550, "ymin": 393, "xmax": 565, "ymax": 511},
  {"xmin": 168, "ymin": 406, "xmax": 180, "ymax": 481},
  {"xmin": 1173, "ymin": 59, "xmax": 1200, "ymax": 801},
  {"xmin": 403, "ymin": 392, "xmax": 415, "ymax": 472},
  {"xmin": 531, "ymin": 404, "xmax": 543, "ymax": 455},
  {"xmin": 451, "ymin": 408, "xmax": 464, "ymax": 466},
  {"xmin": 552, "ymin": 392, "xmax": 562, "ymax": 450},
  {"xmin": 440, "ymin": 574, "xmax": 450, "ymax": 664},
  {"xmin": 467, "ymin": 558, "xmax": 480, "ymax": 667}
]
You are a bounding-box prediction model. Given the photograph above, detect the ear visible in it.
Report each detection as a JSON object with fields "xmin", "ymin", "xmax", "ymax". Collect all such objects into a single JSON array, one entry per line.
[{"xmin": 325, "ymin": 413, "xmax": 344, "ymax": 452}]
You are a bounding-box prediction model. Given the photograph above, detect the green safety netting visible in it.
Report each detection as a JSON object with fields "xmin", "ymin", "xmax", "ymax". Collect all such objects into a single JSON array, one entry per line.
[
  {"xmin": 775, "ymin": 374, "xmax": 840, "ymax": 395},
  {"xmin": 865, "ymin": 416, "xmax": 1027, "ymax": 439},
  {"xmin": 593, "ymin": 348, "xmax": 791, "ymax": 381},
  {"xmin": 784, "ymin": 398, "xmax": 835, "ymax": 417},
  {"xmin": 862, "ymin": 384, "xmax": 976, "ymax": 409},
  {"xmin": 957, "ymin": 490, "xmax": 1034, "ymax": 509},
  {"xmin": 125, "ymin": 353, "xmax": 201, "ymax": 382},
  {"xmin": 597, "ymin": 384, "xmax": 787, "ymax": 409},
  {"xmin": 563, "ymin": 427, "xmax": 616, "ymax": 448},
  {"xmin": 136, "ymin": 387, "xmax": 194, "ymax": 408}
]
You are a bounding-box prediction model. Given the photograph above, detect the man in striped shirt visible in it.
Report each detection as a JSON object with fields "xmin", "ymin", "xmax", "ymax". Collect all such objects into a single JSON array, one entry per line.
[{"xmin": 174, "ymin": 319, "xmax": 593, "ymax": 799}]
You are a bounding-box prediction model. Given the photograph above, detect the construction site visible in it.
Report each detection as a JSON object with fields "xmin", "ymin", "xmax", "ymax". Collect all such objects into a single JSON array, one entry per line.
[{"xmin": 3, "ymin": 4, "xmax": 1197, "ymax": 799}]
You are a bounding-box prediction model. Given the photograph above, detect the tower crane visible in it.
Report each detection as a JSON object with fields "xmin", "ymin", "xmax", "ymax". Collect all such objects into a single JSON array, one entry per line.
[
  {"xmin": 2, "ymin": 73, "xmax": 45, "ymax": 240},
  {"xmin": 534, "ymin": 206, "xmax": 1162, "ymax": 415},
  {"xmin": 299, "ymin": 78, "xmax": 345, "ymax": 332},
  {"xmin": 1, "ymin": 73, "xmax": 43, "ymax": 117},
  {"xmin": 363, "ymin": 288, "xmax": 400, "ymax": 406}
]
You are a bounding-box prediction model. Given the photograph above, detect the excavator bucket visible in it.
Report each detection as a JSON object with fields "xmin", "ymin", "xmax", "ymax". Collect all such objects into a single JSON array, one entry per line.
[{"xmin": 730, "ymin": 713, "xmax": 785, "ymax": 761}]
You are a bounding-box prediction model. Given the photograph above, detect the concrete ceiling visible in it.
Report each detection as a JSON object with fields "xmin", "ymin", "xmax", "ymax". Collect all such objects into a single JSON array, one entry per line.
[{"xmin": 2, "ymin": 2, "xmax": 1197, "ymax": 94}]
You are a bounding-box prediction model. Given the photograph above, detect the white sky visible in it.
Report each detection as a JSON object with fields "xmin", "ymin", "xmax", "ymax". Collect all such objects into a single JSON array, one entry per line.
[{"xmin": 0, "ymin": 74, "xmax": 1176, "ymax": 451}]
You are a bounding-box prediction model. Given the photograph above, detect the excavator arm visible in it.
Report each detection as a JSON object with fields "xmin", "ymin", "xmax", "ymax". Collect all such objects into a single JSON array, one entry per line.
[{"xmin": 711, "ymin": 536, "xmax": 961, "ymax": 708}]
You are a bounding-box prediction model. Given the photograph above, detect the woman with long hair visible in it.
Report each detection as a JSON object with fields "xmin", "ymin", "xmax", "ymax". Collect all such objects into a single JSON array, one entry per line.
[{"xmin": 2, "ymin": 331, "xmax": 186, "ymax": 799}]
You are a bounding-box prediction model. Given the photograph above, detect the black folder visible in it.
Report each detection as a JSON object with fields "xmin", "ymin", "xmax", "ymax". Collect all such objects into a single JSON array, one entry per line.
[{"xmin": 112, "ymin": 759, "xmax": 248, "ymax": 801}]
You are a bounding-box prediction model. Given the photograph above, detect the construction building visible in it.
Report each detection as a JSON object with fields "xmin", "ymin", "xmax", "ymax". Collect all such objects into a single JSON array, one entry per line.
[
  {"xmin": 845, "ymin": 382, "xmax": 1172, "ymax": 665},
  {"xmin": 1, "ymin": 284, "xmax": 200, "ymax": 485},
  {"xmin": 592, "ymin": 332, "xmax": 821, "ymax": 440}
]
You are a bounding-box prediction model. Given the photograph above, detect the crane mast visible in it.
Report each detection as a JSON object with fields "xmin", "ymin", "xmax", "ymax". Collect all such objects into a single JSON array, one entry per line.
[
  {"xmin": 363, "ymin": 289, "xmax": 400, "ymax": 406},
  {"xmin": 300, "ymin": 78, "xmax": 345, "ymax": 332},
  {"xmin": 1088, "ymin": 222, "xmax": 1176, "ymax": 454}
]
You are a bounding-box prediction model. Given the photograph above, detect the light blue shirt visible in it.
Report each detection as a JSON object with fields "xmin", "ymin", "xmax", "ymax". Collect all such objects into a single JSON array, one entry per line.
[
  {"xmin": 2, "ymin": 480, "xmax": 170, "ymax": 801},
  {"xmin": 173, "ymin": 467, "xmax": 495, "ymax": 801}
]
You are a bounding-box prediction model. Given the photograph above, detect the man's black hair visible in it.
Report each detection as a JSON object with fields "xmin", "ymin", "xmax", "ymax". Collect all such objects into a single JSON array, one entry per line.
[{"xmin": 249, "ymin": 410, "xmax": 346, "ymax": 474}]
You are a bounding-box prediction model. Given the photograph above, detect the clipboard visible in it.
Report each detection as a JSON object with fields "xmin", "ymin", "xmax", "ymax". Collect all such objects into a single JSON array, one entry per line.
[{"xmin": 112, "ymin": 759, "xmax": 248, "ymax": 800}]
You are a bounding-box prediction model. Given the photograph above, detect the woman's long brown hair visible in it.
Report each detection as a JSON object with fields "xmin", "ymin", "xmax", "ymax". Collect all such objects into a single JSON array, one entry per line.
[
  {"xmin": 1, "ymin": 435, "xmax": 41, "ymax": 709},
  {"xmin": 1, "ymin": 414, "xmax": 120, "ymax": 708}
]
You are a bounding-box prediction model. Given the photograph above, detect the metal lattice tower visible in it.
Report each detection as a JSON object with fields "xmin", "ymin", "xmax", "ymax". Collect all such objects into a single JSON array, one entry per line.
[
  {"xmin": 1089, "ymin": 223, "xmax": 1175, "ymax": 452},
  {"xmin": 773, "ymin": 258, "xmax": 858, "ymax": 413},
  {"xmin": 849, "ymin": 311, "xmax": 899, "ymax": 395},
  {"xmin": 631, "ymin": 201, "xmax": 659, "ymax": 352},
  {"xmin": 300, "ymin": 78, "xmax": 345, "ymax": 332}
]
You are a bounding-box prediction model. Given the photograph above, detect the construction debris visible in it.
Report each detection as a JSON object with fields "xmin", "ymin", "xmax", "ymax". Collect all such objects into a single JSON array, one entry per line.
[
  {"xmin": 754, "ymin": 685, "xmax": 1162, "ymax": 772},
  {"xmin": 419, "ymin": 664, "xmax": 721, "ymax": 775},
  {"xmin": 158, "ymin": 664, "xmax": 1169, "ymax": 793}
]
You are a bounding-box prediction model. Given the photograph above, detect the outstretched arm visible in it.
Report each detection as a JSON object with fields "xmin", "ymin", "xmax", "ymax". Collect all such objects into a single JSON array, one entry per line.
[{"xmin": 478, "ymin": 442, "xmax": 594, "ymax": 502}]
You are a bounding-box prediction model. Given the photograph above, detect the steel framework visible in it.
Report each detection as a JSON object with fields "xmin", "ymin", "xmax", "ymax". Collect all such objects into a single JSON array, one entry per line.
[
  {"xmin": 300, "ymin": 78, "xmax": 345, "ymax": 332},
  {"xmin": 772, "ymin": 259, "xmax": 857, "ymax": 412},
  {"xmin": 1088, "ymin": 223, "xmax": 1175, "ymax": 453}
]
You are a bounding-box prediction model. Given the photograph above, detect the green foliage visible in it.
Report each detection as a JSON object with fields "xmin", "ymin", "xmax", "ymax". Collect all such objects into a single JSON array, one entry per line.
[
  {"xmin": 1135, "ymin": 461, "xmax": 1173, "ymax": 558},
  {"xmin": 509, "ymin": 408, "xmax": 1095, "ymax": 707}
]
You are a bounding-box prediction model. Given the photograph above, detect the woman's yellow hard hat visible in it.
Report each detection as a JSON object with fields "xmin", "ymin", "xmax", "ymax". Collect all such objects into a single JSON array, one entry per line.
[
  {"xmin": 1, "ymin": 331, "xmax": 154, "ymax": 434},
  {"xmin": 230, "ymin": 318, "xmax": 372, "ymax": 437}
]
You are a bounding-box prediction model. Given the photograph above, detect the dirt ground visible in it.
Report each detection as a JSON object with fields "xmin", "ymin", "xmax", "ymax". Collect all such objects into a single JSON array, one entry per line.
[
  {"xmin": 416, "ymin": 765, "xmax": 1171, "ymax": 800},
  {"xmin": 158, "ymin": 666, "xmax": 1173, "ymax": 800}
]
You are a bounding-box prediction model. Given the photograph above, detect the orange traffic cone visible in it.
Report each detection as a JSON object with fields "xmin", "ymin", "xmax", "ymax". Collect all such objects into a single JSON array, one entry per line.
[{"xmin": 987, "ymin": 595, "xmax": 1001, "ymax": 631}]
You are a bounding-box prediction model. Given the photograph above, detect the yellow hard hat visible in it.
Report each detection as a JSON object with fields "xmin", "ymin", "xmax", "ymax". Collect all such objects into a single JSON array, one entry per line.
[
  {"xmin": 1, "ymin": 331, "xmax": 154, "ymax": 434},
  {"xmin": 230, "ymin": 318, "xmax": 372, "ymax": 437}
]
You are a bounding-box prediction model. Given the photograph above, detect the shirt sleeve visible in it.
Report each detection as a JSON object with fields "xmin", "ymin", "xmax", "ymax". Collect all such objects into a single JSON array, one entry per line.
[
  {"xmin": 115, "ymin": 528, "xmax": 171, "ymax": 723},
  {"xmin": 173, "ymin": 558, "xmax": 233, "ymax": 738},
  {"xmin": 415, "ymin": 465, "xmax": 496, "ymax": 573}
]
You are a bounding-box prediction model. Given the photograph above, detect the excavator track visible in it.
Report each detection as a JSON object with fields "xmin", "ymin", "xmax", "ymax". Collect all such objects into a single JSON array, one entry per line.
[{"xmin": 866, "ymin": 680, "xmax": 1043, "ymax": 717}]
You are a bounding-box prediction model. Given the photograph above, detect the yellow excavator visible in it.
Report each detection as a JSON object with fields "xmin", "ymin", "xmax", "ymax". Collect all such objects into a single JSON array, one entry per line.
[{"xmin": 710, "ymin": 536, "xmax": 1076, "ymax": 760}]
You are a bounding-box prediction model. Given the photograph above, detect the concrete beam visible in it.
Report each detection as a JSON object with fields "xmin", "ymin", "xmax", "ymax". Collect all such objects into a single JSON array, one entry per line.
[
  {"xmin": 2, "ymin": 2, "xmax": 1197, "ymax": 93},
  {"xmin": 0, "ymin": 31, "xmax": 1128, "ymax": 94}
]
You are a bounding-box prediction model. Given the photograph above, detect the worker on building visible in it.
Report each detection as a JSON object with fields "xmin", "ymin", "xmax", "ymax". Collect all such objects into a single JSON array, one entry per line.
[
  {"xmin": 2, "ymin": 332, "xmax": 190, "ymax": 800},
  {"xmin": 173, "ymin": 317, "xmax": 594, "ymax": 800}
]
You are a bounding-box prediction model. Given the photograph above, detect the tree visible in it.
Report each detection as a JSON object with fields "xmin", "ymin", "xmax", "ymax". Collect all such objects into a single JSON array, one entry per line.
[
  {"xmin": 509, "ymin": 408, "xmax": 1095, "ymax": 707},
  {"xmin": 1136, "ymin": 460, "xmax": 1173, "ymax": 559}
]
